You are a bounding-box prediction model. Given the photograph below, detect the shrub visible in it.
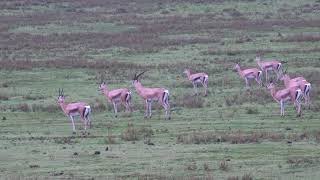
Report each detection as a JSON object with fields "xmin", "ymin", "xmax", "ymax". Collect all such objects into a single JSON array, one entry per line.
[
  {"xmin": 175, "ymin": 93, "xmax": 204, "ymax": 108},
  {"xmin": 121, "ymin": 123, "xmax": 138, "ymax": 141},
  {"xmin": 219, "ymin": 160, "xmax": 228, "ymax": 171},
  {"xmin": 0, "ymin": 92, "xmax": 9, "ymax": 100},
  {"xmin": 242, "ymin": 174, "xmax": 253, "ymax": 180},
  {"xmin": 17, "ymin": 103, "xmax": 30, "ymax": 112}
]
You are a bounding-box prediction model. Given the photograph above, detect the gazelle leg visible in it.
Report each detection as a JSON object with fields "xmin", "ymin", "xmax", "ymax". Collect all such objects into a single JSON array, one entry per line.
[
  {"xmin": 69, "ymin": 115, "xmax": 76, "ymax": 133},
  {"xmin": 162, "ymin": 102, "xmax": 170, "ymax": 120},
  {"xmin": 280, "ymin": 100, "xmax": 284, "ymax": 116},
  {"xmin": 265, "ymin": 70, "xmax": 268, "ymax": 82},
  {"xmin": 297, "ymin": 101, "xmax": 301, "ymax": 117},
  {"xmin": 192, "ymin": 81, "xmax": 198, "ymax": 95},
  {"xmin": 200, "ymin": 81, "xmax": 207, "ymax": 96},
  {"xmin": 113, "ymin": 102, "xmax": 118, "ymax": 118},
  {"xmin": 144, "ymin": 99, "xmax": 149, "ymax": 118},
  {"xmin": 245, "ymin": 78, "xmax": 249, "ymax": 88},
  {"xmin": 148, "ymin": 99, "xmax": 152, "ymax": 118},
  {"xmin": 83, "ymin": 118, "xmax": 87, "ymax": 131}
]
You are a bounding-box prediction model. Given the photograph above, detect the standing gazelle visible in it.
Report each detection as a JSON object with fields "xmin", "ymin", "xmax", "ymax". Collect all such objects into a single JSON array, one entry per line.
[
  {"xmin": 280, "ymin": 71, "xmax": 311, "ymax": 108},
  {"xmin": 266, "ymin": 81, "xmax": 303, "ymax": 117},
  {"xmin": 132, "ymin": 72, "xmax": 171, "ymax": 120},
  {"xmin": 233, "ymin": 63, "xmax": 262, "ymax": 88},
  {"xmin": 256, "ymin": 55, "xmax": 283, "ymax": 82},
  {"xmin": 57, "ymin": 88, "xmax": 92, "ymax": 133},
  {"xmin": 183, "ymin": 69, "xmax": 209, "ymax": 96},
  {"xmin": 99, "ymin": 82, "xmax": 132, "ymax": 117}
]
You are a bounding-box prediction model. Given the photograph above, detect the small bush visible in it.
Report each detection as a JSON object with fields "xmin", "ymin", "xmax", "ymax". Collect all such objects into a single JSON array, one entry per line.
[
  {"xmin": 0, "ymin": 93, "xmax": 9, "ymax": 100},
  {"xmin": 106, "ymin": 122, "xmax": 116, "ymax": 144},
  {"xmin": 219, "ymin": 160, "xmax": 228, "ymax": 171},
  {"xmin": 31, "ymin": 104, "xmax": 60, "ymax": 113},
  {"xmin": 203, "ymin": 163, "xmax": 210, "ymax": 171},
  {"xmin": 121, "ymin": 123, "xmax": 138, "ymax": 141},
  {"xmin": 177, "ymin": 131, "xmax": 285, "ymax": 144},
  {"xmin": 23, "ymin": 94, "xmax": 44, "ymax": 100},
  {"xmin": 185, "ymin": 160, "xmax": 197, "ymax": 171},
  {"xmin": 245, "ymin": 107, "xmax": 259, "ymax": 114},
  {"xmin": 242, "ymin": 174, "xmax": 253, "ymax": 180},
  {"xmin": 175, "ymin": 93, "xmax": 204, "ymax": 108},
  {"xmin": 17, "ymin": 103, "xmax": 30, "ymax": 112},
  {"xmin": 92, "ymin": 98, "xmax": 107, "ymax": 112},
  {"xmin": 228, "ymin": 176, "xmax": 239, "ymax": 180}
]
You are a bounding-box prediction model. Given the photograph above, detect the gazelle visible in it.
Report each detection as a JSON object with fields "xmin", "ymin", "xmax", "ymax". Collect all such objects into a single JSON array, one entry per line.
[
  {"xmin": 183, "ymin": 69, "xmax": 209, "ymax": 96},
  {"xmin": 233, "ymin": 63, "xmax": 262, "ymax": 88},
  {"xmin": 98, "ymin": 82, "xmax": 132, "ymax": 117},
  {"xmin": 266, "ymin": 82, "xmax": 303, "ymax": 116},
  {"xmin": 280, "ymin": 71, "xmax": 311, "ymax": 108},
  {"xmin": 256, "ymin": 55, "xmax": 283, "ymax": 81},
  {"xmin": 132, "ymin": 72, "xmax": 171, "ymax": 120},
  {"xmin": 57, "ymin": 88, "xmax": 92, "ymax": 133}
]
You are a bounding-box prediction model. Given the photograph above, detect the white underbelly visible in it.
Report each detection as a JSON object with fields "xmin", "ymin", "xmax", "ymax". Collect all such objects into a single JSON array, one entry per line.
[
  {"xmin": 69, "ymin": 112, "xmax": 80, "ymax": 117},
  {"xmin": 283, "ymin": 97, "xmax": 291, "ymax": 102},
  {"xmin": 194, "ymin": 79, "xmax": 202, "ymax": 83},
  {"xmin": 246, "ymin": 75, "xmax": 256, "ymax": 79}
]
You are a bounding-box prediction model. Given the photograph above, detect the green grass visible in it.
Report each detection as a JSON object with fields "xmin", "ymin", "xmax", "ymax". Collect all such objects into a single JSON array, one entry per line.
[
  {"xmin": 9, "ymin": 22, "xmax": 135, "ymax": 35},
  {"xmin": 1, "ymin": 0, "xmax": 320, "ymax": 179}
]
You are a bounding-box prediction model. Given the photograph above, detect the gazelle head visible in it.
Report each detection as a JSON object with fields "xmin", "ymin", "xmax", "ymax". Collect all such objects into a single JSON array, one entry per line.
[
  {"xmin": 279, "ymin": 67, "xmax": 289, "ymax": 81},
  {"xmin": 255, "ymin": 53, "xmax": 263, "ymax": 62},
  {"xmin": 266, "ymin": 80, "xmax": 275, "ymax": 90},
  {"xmin": 255, "ymin": 56, "xmax": 261, "ymax": 62},
  {"xmin": 98, "ymin": 82, "xmax": 107, "ymax": 92},
  {"xmin": 183, "ymin": 69, "xmax": 190, "ymax": 74},
  {"xmin": 233, "ymin": 63, "xmax": 240, "ymax": 71},
  {"xmin": 57, "ymin": 88, "xmax": 65, "ymax": 104},
  {"xmin": 132, "ymin": 71, "xmax": 145, "ymax": 85}
]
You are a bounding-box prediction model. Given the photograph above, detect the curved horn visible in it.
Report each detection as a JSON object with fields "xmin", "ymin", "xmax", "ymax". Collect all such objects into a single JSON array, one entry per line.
[
  {"xmin": 61, "ymin": 88, "xmax": 64, "ymax": 96},
  {"xmin": 284, "ymin": 67, "xmax": 288, "ymax": 74},
  {"xmin": 136, "ymin": 71, "xmax": 146, "ymax": 79},
  {"xmin": 133, "ymin": 73, "xmax": 137, "ymax": 80},
  {"xmin": 58, "ymin": 88, "xmax": 61, "ymax": 96}
]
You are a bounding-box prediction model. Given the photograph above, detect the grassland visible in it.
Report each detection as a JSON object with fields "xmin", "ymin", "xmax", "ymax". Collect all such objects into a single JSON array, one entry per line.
[{"xmin": 0, "ymin": 0, "xmax": 320, "ymax": 179}]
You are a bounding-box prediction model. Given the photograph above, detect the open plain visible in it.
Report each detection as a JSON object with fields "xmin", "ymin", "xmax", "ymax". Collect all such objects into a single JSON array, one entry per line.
[{"xmin": 0, "ymin": 0, "xmax": 320, "ymax": 179}]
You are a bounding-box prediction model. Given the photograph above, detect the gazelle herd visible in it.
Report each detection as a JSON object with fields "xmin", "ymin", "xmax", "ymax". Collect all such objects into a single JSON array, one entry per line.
[
  {"xmin": 234, "ymin": 56, "xmax": 312, "ymax": 117},
  {"xmin": 58, "ymin": 55, "xmax": 312, "ymax": 132}
]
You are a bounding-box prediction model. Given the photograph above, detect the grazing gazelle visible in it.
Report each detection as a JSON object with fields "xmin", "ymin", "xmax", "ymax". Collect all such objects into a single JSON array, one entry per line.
[
  {"xmin": 132, "ymin": 72, "xmax": 171, "ymax": 120},
  {"xmin": 57, "ymin": 88, "xmax": 92, "ymax": 133},
  {"xmin": 256, "ymin": 55, "xmax": 283, "ymax": 81},
  {"xmin": 233, "ymin": 63, "xmax": 262, "ymax": 88},
  {"xmin": 266, "ymin": 81, "xmax": 303, "ymax": 117},
  {"xmin": 280, "ymin": 71, "xmax": 311, "ymax": 108},
  {"xmin": 99, "ymin": 82, "xmax": 132, "ymax": 117},
  {"xmin": 183, "ymin": 69, "xmax": 209, "ymax": 96}
]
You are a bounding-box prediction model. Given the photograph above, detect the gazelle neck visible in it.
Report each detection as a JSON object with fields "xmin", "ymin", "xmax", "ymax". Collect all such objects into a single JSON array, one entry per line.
[
  {"xmin": 283, "ymin": 75, "xmax": 291, "ymax": 87},
  {"xmin": 256, "ymin": 59, "xmax": 262, "ymax": 66},
  {"xmin": 102, "ymin": 87, "xmax": 110, "ymax": 96},
  {"xmin": 59, "ymin": 102, "xmax": 68, "ymax": 114},
  {"xmin": 134, "ymin": 81, "xmax": 145, "ymax": 94},
  {"xmin": 235, "ymin": 66, "xmax": 243, "ymax": 77},
  {"xmin": 185, "ymin": 70, "xmax": 191, "ymax": 79},
  {"xmin": 269, "ymin": 87, "xmax": 278, "ymax": 102}
]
